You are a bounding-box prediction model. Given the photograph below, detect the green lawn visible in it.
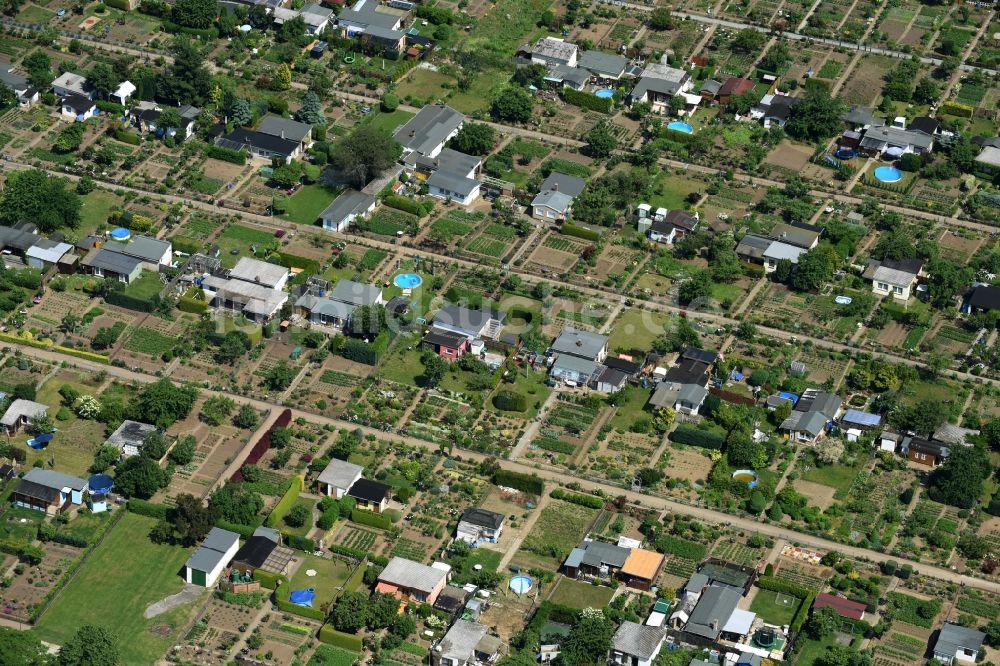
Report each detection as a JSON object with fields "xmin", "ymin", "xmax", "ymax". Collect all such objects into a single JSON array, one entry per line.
[
  {"xmin": 377, "ymin": 343, "xmax": 425, "ymax": 387},
  {"xmin": 799, "ymin": 463, "xmax": 863, "ymax": 498},
  {"xmin": 711, "ymin": 281, "xmax": 745, "ymax": 305},
  {"xmin": 449, "ymin": 547, "xmax": 504, "ymax": 585},
  {"xmin": 366, "ymin": 109, "xmax": 415, "ymax": 134},
  {"xmin": 78, "ymin": 191, "xmax": 123, "ymax": 236},
  {"xmin": 607, "ymin": 386, "xmax": 653, "ymax": 431},
  {"xmin": 396, "ymin": 69, "xmax": 455, "ymax": 103},
  {"xmin": 486, "ymin": 366, "xmax": 552, "ymax": 419},
  {"xmin": 449, "ymin": 70, "xmax": 508, "ymax": 114},
  {"xmin": 607, "ymin": 309, "xmax": 670, "ymax": 352},
  {"xmin": 216, "ymin": 224, "xmax": 279, "ymax": 268},
  {"xmin": 309, "ymin": 645, "xmax": 360, "ymax": 666},
  {"xmin": 18, "ymin": 4, "xmax": 54, "ymax": 22},
  {"xmin": 648, "ymin": 176, "xmax": 703, "ymax": 211},
  {"xmin": 520, "ymin": 500, "xmax": 598, "ymax": 564},
  {"xmin": 124, "ymin": 270, "xmax": 164, "ymax": 300},
  {"xmin": 748, "ymin": 588, "xmax": 801, "ymax": 625},
  {"xmin": 288, "ymin": 554, "xmax": 354, "ymax": 610},
  {"xmin": 281, "ymin": 184, "xmax": 339, "ymax": 225},
  {"xmin": 547, "ymin": 577, "xmax": 615, "ymax": 608},
  {"xmin": 34, "ymin": 513, "xmax": 206, "ymax": 664},
  {"xmin": 281, "ymin": 498, "xmax": 317, "ymax": 537},
  {"xmin": 796, "ymin": 634, "xmax": 860, "ymax": 666}
]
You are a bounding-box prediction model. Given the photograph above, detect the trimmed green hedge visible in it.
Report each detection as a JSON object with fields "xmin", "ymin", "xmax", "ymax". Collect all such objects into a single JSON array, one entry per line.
[
  {"xmin": 351, "ymin": 508, "xmax": 392, "ymax": 530},
  {"xmin": 561, "ymin": 223, "xmax": 600, "ymax": 242},
  {"xmin": 253, "ymin": 569, "xmax": 289, "ymax": 590},
  {"xmin": 285, "ymin": 534, "xmax": 315, "ymax": 552},
  {"xmin": 266, "ymin": 475, "xmax": 304, "ymax": 527},
  {"xmin": 269, "ymin": 251, "xmax": 321, "ymax": 275},
  {"xmin": 105, "ymin": 288, "xmax": 160, "ymax": 313},
  {"xmin": 318, "ymin": 624, "xmax": 363, "ymax": 651},
  {"xmin": 127, "ymin": 498, "xmax": 169, "ymax": 519},
  {"xmin": 494, "ymin": 469, "xmax": 544, "ymax": 495},
  {"xmin": 492, "ymin": 390, "xmax": 527, "ymax": 412},
  {"xmin": 756, "ymin": 575, "xmax": 814, "ymax": 597},
  {"xmin": 178, "ymin": 291, "xmax": 209, "ymax": 314},
  {"xmin": 103, "ymin": 0, "xmax": 130, "ymax": 9},
  {"xmin": 669, "ymin": 424, "xmax": 725, "ymax": 450},
  {"xmin": 563, "ymin": 88, "xmax": 612, "ymax": 113},
  {"xmin": 205, "ymin": 144, "xmax": 247, "ymax": 165},
  {"xmin": 791, "ymin": 591, "xmax": 815, "ymax": 632},
  {"xmin": 115, "ymin": 129, "xmax": 141, "ymax": 145},
  {"xmin": 550, "ymin": 488, "xmax": 604, "ymax": 509},
  {"xmin": 96, "ymin": 100, "xmax": 125, "ymax": 115},
  {"xmin": 382, "ymin": 195, "xmax": 424, "ymax": 217},
  {"xmin": 654, "ymin": 534, "xmax": 708, "ymax": 560},
  {"xmin": 328, "ymin": 544, "xmax": 390, "ymax": 566}
]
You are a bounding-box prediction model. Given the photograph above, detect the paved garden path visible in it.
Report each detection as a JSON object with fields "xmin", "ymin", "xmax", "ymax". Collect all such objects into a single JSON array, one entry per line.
[{"xmin": 144, "ymin": 584, "xmax": 202, "ymax": 619}]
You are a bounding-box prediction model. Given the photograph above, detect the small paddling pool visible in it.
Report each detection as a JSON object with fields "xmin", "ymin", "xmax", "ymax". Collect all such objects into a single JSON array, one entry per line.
[
  {"xmin": 594, "ymin": 88, "xmax": 615, "ymax": 99},
  {"xmin": 667, "ymin": 121, "xmax": 694, "ymax": 134},
  {"xmin": 394, "ymin": 273, "xmax": 423, "ymax": 289},
  {"xmin": 874, "ymin": 166, "xmax": 903, "ymax": 183}
]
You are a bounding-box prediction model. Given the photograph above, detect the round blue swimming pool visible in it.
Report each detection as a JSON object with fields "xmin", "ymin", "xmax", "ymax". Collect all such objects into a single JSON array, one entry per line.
[
  {"xmin": 594, "ymin": 88, "xmax": 615, "ymax": 99},
  {"xmin": 667, "ymin": 121, "xmax": 694, "ymax": 134},
  {"xmin": 394, "ymin": 273, "xmax": 423, "ymax": 289},
  {"xmin": 873, "ymin": 166, "xmax": 903, "ymax": 183},
  {"xmin": 509, "ymin": 575, "xmax": 533, "ymax": 594},
  {"xmin": 110, "ymin": 227, "xmax": 131, "ymax": 241}
]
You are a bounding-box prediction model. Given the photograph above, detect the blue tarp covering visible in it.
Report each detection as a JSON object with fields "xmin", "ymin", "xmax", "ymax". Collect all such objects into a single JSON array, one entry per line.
[
  {"xmin": 778, "ymin": 392, "xmax": 799, "ymax": 405},
  {"xmin": 730, "ymin": 371, "xmax": 744, "ymax": 381},
  {"xmin": 841, "ymin": 409, "xmax": 882, "ymax": 427},
  {"xmin": 89, "ymin": 474, "xmax": 114, "ymax": 495},
  {"xmin": 289, "ymin": 588, "xmax": 315, "ymax": 607}
]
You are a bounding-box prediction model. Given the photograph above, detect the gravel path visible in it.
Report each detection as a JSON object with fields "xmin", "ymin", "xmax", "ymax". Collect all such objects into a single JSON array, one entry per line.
[{"xmin": 144, "ymin": 584, "xmax": 203, "ymax": 619}]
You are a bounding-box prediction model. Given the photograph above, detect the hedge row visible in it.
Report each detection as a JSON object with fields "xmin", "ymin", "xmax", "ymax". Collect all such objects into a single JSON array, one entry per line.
[
  {"xmin": 162, "ymin": 20, "xmax": 219, "ymax": 40},
  {"xmin": 351, "ymin": 508, "xmax": 392, "ymax": 530},
  {"xmin": 269, "ymin": 251, "xmax": 321, "ymax": 275},
  {"xmin": 172, "ymin": 236, "xmax": 202, "ymax": 255},
  {"xmin": 562, "ymin": 88, "xmax": 613, "ymax": 113},
  {"xmin": 318, "ymin": 624, "xmax": 363, "ymax": 651},
  {"xmin": 216, "ymin": 520, "xmax": 258, "ymax": 539},
  {"xmin": 791, "ymin": 590, "xmax": 815, "ymax": 633},
  {"xmin": 382, "ymin": 195, "xmax": 425, "ymax": 217},
  {"xmin": 205, "ymin": 144, "xmax": 247, "ymax": 165},
  {"xmin": 178, "ymin": 293, "xmax": 209, "ymax": 314},
  {"xmin": 265, "ymin": 475, "xmax": 304, "ymax": 528},
  {"xmin": 103, "ymin": 0, "xmax": 130, "ymax": 9},
  {"xmin": 105, "ymin": 288, "xmax": 160, "ymax": 313},
  {"xmin": 54, "ymin": 345, "xmax": 110, "ymax": 364},
  {"xmin": 756, "ymin": 575, "xmax": 814, "ymax": 597},
  {"xmin": 494, "ymin": 469, "xmax": 544, "ymax": 495},
  {"xmin": 941, "ymin": 101, "xmax": 973, "ymax": 118},
  {"xmin": 550, "ymin": 488, "xmax": 604, "ymax": 509},
  {"xmin": 252, "ymin": 569, "xmax": 289, "ymax": 590},
  {"xmin": 669, "ymin": 424, "xmax": 725, "ymax": 450},
  {"xmin": 127, "ymin": 498, "xmax": 169, "ymax": 519},
  {"xmin": 654, "ymin": 534, "xmax": 708, "ymax": 560},
  {"xmin": 96, "ymin": 100, "xmax": 125, "ymax": 115},
  {"xmin": 328, "ymin": 544, "xmax": 389, "ymax": 566},
  {"xmin": 561, "ymin": 223, "xmax": 601, "ymax": 242},
  {"xmin": 285, "ymin": 534, "xmax": 315, "ymax": 552}
]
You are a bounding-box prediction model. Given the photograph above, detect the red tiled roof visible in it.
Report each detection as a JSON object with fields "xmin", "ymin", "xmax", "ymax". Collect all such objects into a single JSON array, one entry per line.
[
  {"xmin": 719, "ymin": 77, "xmax": 755, "ymax": 97},
  {"xmin": 812, "ymin": 593, "xmax": 866, "ymax": 620}
]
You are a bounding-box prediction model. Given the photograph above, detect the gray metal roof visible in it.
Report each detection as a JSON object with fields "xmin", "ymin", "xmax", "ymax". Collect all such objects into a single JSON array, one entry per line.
[
  {"xmin": 612, "ymin": 621, "xmax": 665, "ymax": 659},
  {"xmin": 564, "ymin": 547, "xmax": 586, "ymax": 568},
  {"xmin": 257, "ymin": 115, "xmax": 312, "ymax": 144},
  {"xmin": 394, "ymin": 105, "xmax": 464, "ymax": 156},
  {"xmin": 330, "ymin": 279, "xmax": 382, "ymax": 306},
  {"xmin": 932, "ymin": 423, "xmax": 979, "ymax": 446},
  {"xmin": 82, "ymin": 248, "xmax": 143, "ymax": 275},
  {"xmin": 841, "ymin": 409, "xmax": 881, "ymax": 428},
  {"xmin": 788, "ymin": 411, "xmax": 827, "ymax": 437},
  {"xmin": 363, "ymin": 24, "xmax": 406, "ymax": 41},
  {"xmin": 185, "ymin": 528, "xmax": 240, "ymax": 574},
  {"xmin": 105, "ymin": 420, "xmax": 158, "ymax": 451},
  {"xmin": 440, "ymin": 620, "xmax": 488, "ymax": 663},
  {"xmin": 379, "ymin": 556, "xmax": 447, "ymax": 593},
  {"xmin": 427, "ymin": 169, "xmax": 479, "ymax": 197},
  {"xmin": 684, "ymin": 586, "xmax": 742, "ymax": 640},
  {"xmin": 649, "ymin": 381, "xmax": 682, "ymax": 409},
  {"xmin": 23, "ymin": 467, "xmax": 87, "ymax": 491},
  {"xmin": 26, "ymin": 240, "xmax": 72, "ymax": 264},
  {"xmin": 677, "ymin": 384, "xmax": 708, "ymax": 406},
  {"xmin": 762, "ymin": 241, "xmax": 806, "ymax": 263},
  {"xmin": 769, "ymin": 223, "xmax": 818, "ymax": 249},
  {"xmin": 433, "ymin": 304, "xmax": 503, "ymax": 335},
  {"xmin": 111, "ymin": 235, "xmax": 171, "ymax": 263},
  {"xmin": 531, "ymin": 189, "xmax": 574, "ymax": 213},
  {"xmin": 320, "ymin": 190, "xmax": 376, "ymax": 224},
  {"xmin": 578, "ymin": 539, "xmax": 630, "ymax": 568},
  {"xmin": 735, "ymin": 234, "xmax": 771, "ymax": 260},
  {"xmin": 796, "ymin": 389, "xmax": 842, "ymax": 418},
  {"xmin": 552, "ymin": 354, "xmax": 598, "ymax": 377},
  {"xmin": 539, "ymin": 172, "xmax": 586, "ymax": 198},
  {"xmin": 551, "ymin": 327, "xmax": 608, "ymax": 360},
  {"xmin": 578, "ymin": 50, "xmax": 628, "ymax": 77},
  {"xmin": 532, "ymin": 37, "xmax": 578, "ymax": 63},
  {"xmin": 936, "ymin": 623, "xmax": 985, "ymax": 658},
  {"xmin": 860, "ymin": 126, "xmax": 934, "ymax": 150},
  {"xmin": 230, "ymin": 257, "xmax": 287, "ymax": 288},
  {"xmin": 338, "ymin": 0, "xmax": 403, "ymax": 29},
  {"xmin": 317, "ymin": 458, "xmax": 364, "ymax": 490},
  {"xmin": 0, "ymin": 225, "xmax": 40, "ymax": 251},
  {"xmin": 976, "ymin": 146, "xmax": 1000, "ymax": 168},
  {"xmin": 297, "ymin": 293, "xmax": 356, "ymax": 320}
]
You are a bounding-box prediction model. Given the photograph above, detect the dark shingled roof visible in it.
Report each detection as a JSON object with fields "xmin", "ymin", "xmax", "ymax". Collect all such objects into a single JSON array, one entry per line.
[
  {"xmin": 233, "ymin": 535, "xmax": 277, "ymax": 569},
  {"xmin": 969, "ymin": 285, "xmax": 1000, "ymax": 311},
  {"xmin": 348, "ymin": 478, "xmax": 392, "ymax": 503},
  {"xmin": 460, "ymin": 508, "xmax": 504, "ymax": 530}
]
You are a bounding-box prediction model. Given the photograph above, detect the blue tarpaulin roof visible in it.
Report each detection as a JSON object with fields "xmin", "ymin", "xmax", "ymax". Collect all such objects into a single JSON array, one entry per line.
[
  {"xmin": 730, "ymin": 371, "xmax": 744, "ymax": 381},
  {"xmin": 842, "ymin": 409, "xmax": 881, "ymax": 427},
  {"xmin": 778, "ymin": 392, "xmax": 799, "ymax": 404},
  {"xmin": 289, "ymin": 588, "xmax": 315, "ymax": 607}
]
